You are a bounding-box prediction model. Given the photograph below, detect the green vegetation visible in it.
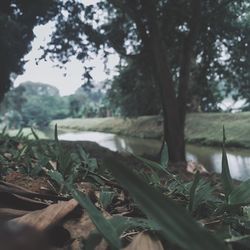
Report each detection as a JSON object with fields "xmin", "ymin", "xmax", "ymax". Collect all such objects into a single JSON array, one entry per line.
[
  {"xmin": 1, "ymin": 127, "xmax": 250, "ymax": 249},
  {"xmin": 52, "ymin": 116, "xmax": 163, "ymax": 139},
  {"xmin": 6, "ymin": 128, "xmax": 49, "ymax": 140},
  {"xmin": 0, "ymin": 81, "xmax": 107, "ymax": 129},
  {"xmin": 185, "ymin": 113, "xmax": 250, "ymax": 148},
  {"xmin": 0, "ymin": 0, "xmax": 59, "ymax": 101},
  {"xmin": 52, "ymin": 112, "xmax": 250, "ymax": 148}
]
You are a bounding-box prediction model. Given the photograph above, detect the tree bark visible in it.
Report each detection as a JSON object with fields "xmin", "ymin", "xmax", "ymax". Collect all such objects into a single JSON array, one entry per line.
[
  {"xmin": 178, "ymin": 0, "xmax": 202, "ymax": 159},
  {"xmin": 145, "ymin": 1, "xmax": 185, "ymax": 162}
]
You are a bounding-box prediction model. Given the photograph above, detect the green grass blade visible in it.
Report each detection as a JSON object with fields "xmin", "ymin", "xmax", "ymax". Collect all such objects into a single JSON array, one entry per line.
[
  {"xmin": 160, "ymin": 142, "xmax": 169, "ymax": 168},
  {"xmin": 54, "ymin": 124, "xmax": 59, "ymax": 142},
  {"xmin": 104, "ymin": 158, "xmax": 228, "ymax": 250},
  {"xmin": 15, "ymin": 127, "xmax": 23, "ymax": 138},
  {"xmin": 229, "ymin": 179, "xmax": 250, "ymax": 205},
  {"xmin": 31, "ymin": 127, "xmax": 40, "ymax": 140},
  {"xmin": 133, "ymin": 154, "xmax": 169, "ymax": 174},
  {"xmin": 67, "ymin": 185, "xmax": 121, "ymax": 249},
  {"xmin": 188, "ymin": 171, "xmax": 201, "ymax": 212},
  {"xmin": 1, "ymin": 126, "xmax": 7, "ymax": 136},
  {"xmin": 221, "ymin": 126, "xmax": 233, "ymax": 200}
]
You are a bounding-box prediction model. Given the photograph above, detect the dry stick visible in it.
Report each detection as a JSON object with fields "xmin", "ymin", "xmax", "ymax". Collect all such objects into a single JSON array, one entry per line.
[
  {"xmin": 0, "ymin": 181, "xmax": 68, "ymax": 201},
  {"xmin": 88, "ymin": 171, "xmax": 123, "ymax": 189}
]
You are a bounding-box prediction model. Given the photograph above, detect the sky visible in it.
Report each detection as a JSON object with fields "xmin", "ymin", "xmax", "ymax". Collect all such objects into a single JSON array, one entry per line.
[{"xmin": 14, "ymin": 8, "xmax": 119, "ymax": 96}]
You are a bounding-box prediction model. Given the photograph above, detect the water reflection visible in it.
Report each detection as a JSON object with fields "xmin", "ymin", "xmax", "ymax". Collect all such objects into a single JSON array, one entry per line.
[
  {"xmin": 58, "ymin": 131, "xmax": 250, "ymax": 180},
  {"xmin": 185, "ymin": 145, "xmax": 250, "ymax": 181},
  {"xmin": 58, "ymin": 131, "xmax": 161, "ymax": 155}
]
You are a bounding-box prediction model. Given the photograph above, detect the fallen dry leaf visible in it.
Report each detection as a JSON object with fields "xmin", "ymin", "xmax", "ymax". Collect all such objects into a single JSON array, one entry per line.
[
  {"xmin": 186, "ymin": 160, "xmax": 208, "ymax": 174},
  {"xmin": 64, "ymin": 212, "xmax": 95, "ymax": 240},
  {"xmin": 64, "ymin": 210, "xmax": 111, "ymax": 239},
  {"xmin": 64, "ymin": 211, "xmax": 110, "ymax": 250},
  {"xmin": 123, "ymin": 232, "xmax": 164, "ymax": 250},
  {"xmin": 12, "ymin": 199, "xmax": 78, "ymax": 231}
]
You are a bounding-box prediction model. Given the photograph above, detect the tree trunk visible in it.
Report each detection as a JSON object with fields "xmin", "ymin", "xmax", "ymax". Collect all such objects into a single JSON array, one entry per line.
[
  {"xmin": 153, "ymin": 46, "xmax": 186, "ymax": 162},
  {"xmin": 177, "ymin": 0, "xmax": 202, "ymax": 160},
  {"xmin": 146, "ymin": 8, "xmax": 185, "ymax": 162},
  {"xmin": 145, "ymin": 0, "xmax": 201, "ymax": 162}
]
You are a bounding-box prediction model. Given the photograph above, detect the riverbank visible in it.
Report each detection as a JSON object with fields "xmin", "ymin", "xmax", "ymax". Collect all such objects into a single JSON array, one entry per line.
[{"xmin": 51, "ymin": 112, "xmax": 250, "ymax": 148}]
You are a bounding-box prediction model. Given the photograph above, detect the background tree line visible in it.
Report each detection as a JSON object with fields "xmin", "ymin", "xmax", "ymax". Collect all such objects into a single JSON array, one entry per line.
[{"xmin": 0, "ymin": 82, "xmax": 106, "ymax": 128}]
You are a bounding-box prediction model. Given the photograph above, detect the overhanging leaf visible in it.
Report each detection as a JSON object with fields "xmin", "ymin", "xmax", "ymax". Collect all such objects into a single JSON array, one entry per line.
[
  {"xmin": 67, "ymin": 185, "xmax": 121, "ymax": 249},
  {"xmin": 104, "ymin": 157, "xmax": 228, "ymax": 250},
  {"xmin": 229, "ymin": 179, "xmax": 250, "ymax": 205},
  {"xmin": 48, "ymin": 170, "xmax": 64, "ymax": 184},
  {"xmin": 133, "ymin": 154, "xmax": 168, "ymax": 174}
]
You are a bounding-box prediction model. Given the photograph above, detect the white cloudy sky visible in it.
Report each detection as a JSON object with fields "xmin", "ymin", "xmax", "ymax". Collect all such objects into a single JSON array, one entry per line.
[{"xmin": 14, "ymin": 1, "xmax": 119, "ymax": 96}]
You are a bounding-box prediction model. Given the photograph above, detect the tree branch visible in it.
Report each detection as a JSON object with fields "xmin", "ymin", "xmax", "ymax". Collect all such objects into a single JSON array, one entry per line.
[
  {"xmin": 107, "ymin": 0, "xmax": 149, "ymax": 48},
  {"xmin": 205, "ymin": 0, "xmax": 235, "ymax": 20}
]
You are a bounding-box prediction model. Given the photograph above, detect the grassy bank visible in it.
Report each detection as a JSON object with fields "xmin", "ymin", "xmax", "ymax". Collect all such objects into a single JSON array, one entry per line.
[
  {"xmin": 5, "ymin": 127, "xmax": 49, "ymax": 139},
  {"xmin": 51, "ymin": 116, "xmax": 163, "ymax": 139},
  {"xmin": 51, "ymin": 112, "xmax": 250, "ymax": 148}
]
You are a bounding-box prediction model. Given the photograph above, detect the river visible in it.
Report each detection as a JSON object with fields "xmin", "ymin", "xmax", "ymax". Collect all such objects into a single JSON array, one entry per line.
[{"xmin": 57, "ymin": 130, "xmax": 250, "ymax": 181}]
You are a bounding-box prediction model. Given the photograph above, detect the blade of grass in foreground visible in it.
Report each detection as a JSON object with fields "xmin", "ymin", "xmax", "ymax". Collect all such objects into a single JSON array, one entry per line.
[
  {"xmin": 104, "ymin": 157, "xmax": 228, "ymax": 250},
  {"xmin": 66, "ymin": 185, "xmax": 121, "ymax": 249},
  {"xmin": 160, "ymin": 142, "xmax": 169, "ymax": 168},
  {"xmin": 188, "ymin": 171, "xmax": 201, "ymax": 212},
  {"xmin": 229, "ymin": 179, "xmax": 250, "ymax": 206}
]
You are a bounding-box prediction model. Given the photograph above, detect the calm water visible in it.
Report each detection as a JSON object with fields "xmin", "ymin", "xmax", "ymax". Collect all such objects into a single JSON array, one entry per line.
[{"xmin": 58, "ymin": 131, "xmax": 250, "ymax": 181}]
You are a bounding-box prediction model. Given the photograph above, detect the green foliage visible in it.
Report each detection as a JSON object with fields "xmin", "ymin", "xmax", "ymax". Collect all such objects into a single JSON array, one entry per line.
[
  {"xmin": 1, "ymin": 82, "xmax": 69, "ymax": 128},
  {"xmin": 99, "ymin": 188, "xmax": 115, "ymax": 210},
  {"xmin": 160, "ymin": 142, "xmax": 169, "ymax": 168},
  {"xmin": 106, "ymin": 61, "xmax": 161, "ymax": 116},
  {"xmin": 104, "ymin": 157, "xmax": 227, "ymax": 250},
  {"xmin": 188, "ymin": 172, "xmax": 201, "ymax": 212},
  {"xmin": 229, "ymin": 180, "xmax": 250, "ymax": 206},
  {"xmin": 67, "ymin": 185, "xmax": 121, "ymax": 249},
  {"xmin": 1, "ymin": 82, "xmax": 109, "ymax": 130},
  {"xmin": 0, "ymin": 0, "xmax": 59, "ymax": 101},
  {"xmin": 42, "ymin": 0, "xmax": 250, "ymax": 115}
]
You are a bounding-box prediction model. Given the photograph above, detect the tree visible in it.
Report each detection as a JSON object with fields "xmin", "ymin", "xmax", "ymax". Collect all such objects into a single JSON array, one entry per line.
[
  {"xmin": 1, "ymin": 82, "xmax": 69, "ymax": 128},
  {"xmin": 0, "ymin": 0, "xmax": 59, "ymax": 101},
  {"xmin": 20, "ymin": 81, "xmax": 60, "ymax": 97},
  {"xmin": 107, "ymin": 60, "xmax": 161, "ymax": 117},
  {"xmin": 42, "ymin": 0, "xmax": 250, "ymax": 162}
]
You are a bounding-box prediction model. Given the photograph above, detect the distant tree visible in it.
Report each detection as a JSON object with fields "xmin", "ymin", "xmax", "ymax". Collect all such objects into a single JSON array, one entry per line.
[
  {"xmin": 107, "ymin": 60, "xmax": 161, "ymax": 117},
  {"xmin": 22, "ymin": 96, "xmax": 51, "ymax": 127},
  {"xmin": 21, "ymin": 81, "xmax": 60, "ymax": 97},
  {"xmin": 0, "ymin": 0, "xmax": 59, "ymax": 101},
  {"xmin": 2, "ymin": 85, "xmax": 27, "ymax": 113},
  {"xmin": 1, "ymin": 82, "xmax": 69, "ymax": 128}
]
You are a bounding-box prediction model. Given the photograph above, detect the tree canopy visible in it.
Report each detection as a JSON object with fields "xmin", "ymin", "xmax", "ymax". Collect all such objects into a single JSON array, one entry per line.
[
  {"xmin": 41, "ymin": 0, "xmax": 249, "ymax": 161},
  {"xmin": 43, "ymin": 0, "xmax": 250, "ymax": 113},
  {"xmin": 0, "ymin": 0, "xmax": 59, "ymax": 101}
]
